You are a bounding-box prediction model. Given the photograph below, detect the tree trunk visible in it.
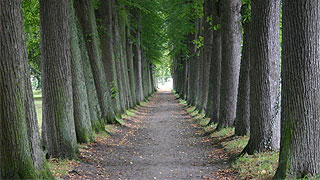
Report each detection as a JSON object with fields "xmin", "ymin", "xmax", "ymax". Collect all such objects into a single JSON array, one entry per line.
[
  {"xmin": 118, "ymin": 11, "xmax": 133, "ymax": 108},
  {"xmin": 78, "ymin": 22, "xmax": 104, "ymax": 132},
  {"xmin": 235, "ymin": 22, "xmax": 251, "ymax": 136},
  {"xmin": 200, "ymin": 0, "xmax": 214, "ymax": 112},
  {"xmin": 216, "ymin": 0, "xmax": 242, "ymax": 129},
  {"xmin": 131, "ymin": 9, "xmax": 144, "ymax": 103},
  {"xmin": 242, "ymin": 0, "xmax": 280, "ymax": 154},
  {"xmin": 206, "ymin": 0, "xmax": 221, "ymax": 121},
  {"xmin": 186, "ymin": 34, "xmax": 195, "ymax": 105},
  {"xmin": 111, "ymin": 0, "xmax": 127, "ymax": 112},
  {"xmin": 126, "ymin": 24, "xmax": 138, "ymax": 106},
  {"xmin": 74, "ymin": 0, "xmax": 115, "ymax": 123},
  {"xmin": 274, "ymin": 1, "xmax": 320, "ymax": 178},
  {"xmin": 0, "ymin": 0, "xmax": 51, "ymax": 178},
  {"xmin": 40, "ymin": 0, "xmax": 78, "ymax": 158},
  {"xmin": 195, "ymin": 18, "xmax": 203, "ymax": 111},
  {"xmin": 98, "ymin": 0, "xmax": 122, "ymax": 114},
  {"xmin": 70, "ymin": 1, "xmax": 93, "ymax": 143}
]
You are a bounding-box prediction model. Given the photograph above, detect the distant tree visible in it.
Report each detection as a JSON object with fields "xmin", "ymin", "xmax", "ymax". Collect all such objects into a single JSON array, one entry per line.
[
  {"xmin": 0, "ymin": 0, "xmax": 51, "ymax": 178},
  {"xmin": 274, "ymin": 1, "xmax": 320, "ymax": 178},
  {"xmin": 22, "ymin": 0, "xmax": 42, "ymax": 89}
]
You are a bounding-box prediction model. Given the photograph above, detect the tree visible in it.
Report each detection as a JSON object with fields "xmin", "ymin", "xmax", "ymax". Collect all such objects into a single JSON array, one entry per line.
[
  {"xmin": 234, "ymin": 2, "xmax": 251, "ymax": 136},
  {"xmin": 0, "ymin": 1, "xmax": 51, "ymax": 178},
  {"xmin": 70, "ymin": 0, "xmax": 93, "ymax": 143},
  {"xmin": 216, "ymin": 0, "xmax": 242, "ymax": 129},
  {"xmin": 242, "ymin": 0, "xmax": 281, "ymax": 154},
  {"xmin": 234, "ymin": 22, "xmax": 250, "ymax": 136},
  {"xmin": 206, "ymin": 0, "xmax": 221, "ymax": 124},
  {"xmin": 126, "ymin": 23, "xmax": 138, "ymax": 106},
  {"xmin": 40, "ymin": 0, "xmax": 78, "ymax": 158},
  {"xmin": 274, "ymin": 1, "xmax": 320, "ymax": 178},
  {"xmin": 199, "ymin": 0, "xmax": 214, "ymax": 112},
  {"xmin": 75, "ymin": 0, "xmax": 116, "ymax": 123},
  {"xmin": 98, "ymin": 0, "xmax": 122, "ymax": 114},
  {"xmin": 22, "ymin": 0, "xmax": 42, "ymax": 89},
  {"xmin": 131, "ymin": 9, "xmax": 144, "ymax": 102},
  {"xmin": 78, "ymin": 22, "xmax": 105, "ymax": 132}
]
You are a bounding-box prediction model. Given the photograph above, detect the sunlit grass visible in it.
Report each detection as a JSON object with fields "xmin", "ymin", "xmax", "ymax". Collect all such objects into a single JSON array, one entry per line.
[
  {"xmin": 233, "ymin": 151, "xmax": 278, "ymax": 180},
  {"xmin": 178, "ymin": 99, "xmax": 187, "ymax": 105},
  {"xmin": 33, "ymin": 90, "xmax": 42, "ymax": 132}
]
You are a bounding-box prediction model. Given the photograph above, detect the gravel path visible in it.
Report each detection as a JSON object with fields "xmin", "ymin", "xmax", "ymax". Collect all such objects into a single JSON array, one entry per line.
[{"xmin": 66, "ymin": 91, "xmax": 225, "ymax": 180}]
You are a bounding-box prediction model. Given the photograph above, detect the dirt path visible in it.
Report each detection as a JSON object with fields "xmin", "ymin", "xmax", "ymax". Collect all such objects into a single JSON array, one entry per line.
[{"xmin": 66, "ymin": 91, "xmax": 227, "ymax": 180}]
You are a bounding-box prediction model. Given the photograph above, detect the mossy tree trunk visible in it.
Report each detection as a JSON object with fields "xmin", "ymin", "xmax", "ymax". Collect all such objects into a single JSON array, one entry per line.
[
  {"xmin": 118, "ymin": 10, "xmax": 133, "ymax": 108},
  {"xmin": 40, "ymin": 0, "xmax": 78, "ymax": 159},
  {"xmin": 131, "ymin": 9, "xmax": 144, "ymax": 102},
  {"xmin": 98, "ymin": 0, "xmax": 122, "ymax": 114},
  {"xmin": 70, "ymin": 0, "xmax": 93, "ymax": 143},
  {"xmin": 75, "ymin": 0, "xmax": 115, "ymax": 123},
  {"xmin": 0, "ymin": 0, "xmax": 52, "ymax": 178},
  {"xmin": 111, "ymin": 0, "xmax": 127, "ymax": 112},
  {"xmin": 274, "ymin": 1, "xmax": 320, "ymax": 178},
  {"xmin": 78, "ymin": 23, "xmax": 105, "ymax": 132},
  {"xmin": 126, "ymin": 23, "xmax": 138, "ymax": 106}
]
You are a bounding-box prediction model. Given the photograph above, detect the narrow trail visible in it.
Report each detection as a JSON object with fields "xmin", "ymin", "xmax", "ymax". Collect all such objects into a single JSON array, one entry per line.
[{"xmin": 66, "ymin": 91, "xmax": 228, "ymax": 180}]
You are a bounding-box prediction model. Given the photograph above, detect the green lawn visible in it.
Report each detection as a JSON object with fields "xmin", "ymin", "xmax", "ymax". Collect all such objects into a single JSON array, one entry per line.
[{"xmin": 33, "ymin": 90, "xmax": 42, "ymax": 131}]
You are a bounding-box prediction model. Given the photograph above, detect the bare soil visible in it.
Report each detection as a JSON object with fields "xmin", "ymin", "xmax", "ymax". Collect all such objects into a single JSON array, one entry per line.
[{"xmin": 65, "ymin": 91, "xmax": 231, "ymax": 180}]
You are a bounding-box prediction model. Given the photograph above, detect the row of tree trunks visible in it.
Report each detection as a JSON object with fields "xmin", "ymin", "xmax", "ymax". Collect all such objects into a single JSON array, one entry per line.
[
  {"xmin": 1, "ymin": 0, "xmax": 156, "ymax": 176},
  {"xmin": 39, "ymin": 0, "xmax": 156, "ymax": 160},
  {"xmin": 75, "ymin": 0, "xmax": 115, "ymax": 123},
  {"xmin": 99, "ymin": 0, "xmax": 122, "ymax": 115}
]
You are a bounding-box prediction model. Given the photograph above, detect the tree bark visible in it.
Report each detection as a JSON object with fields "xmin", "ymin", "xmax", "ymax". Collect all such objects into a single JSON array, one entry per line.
[
  {"xmin": 242, "ymin": 0, "xmax": 280, "ymax": 154},
  {"xmin": 0, "ymin": 0, "xmax": 51, "ymax": 178},
  {"xmin": 40, "ymin": 0, "xmax": 78, "ymax": 158},
  {"xmin": 235, "ymin": 22, "xmax": 251, "ymax": 136},
  {"xmin": 98, "ymin": 0, "xmax": 122, "ymax": 114},
  {"xmin": 77, "ymin": 22, "xmax": 104, "ymax": 132},
  {"xmin": 118, "ymin": 11, "xmax": 133, "ymax": 108},
  {"xmin": 274, "ymin": 1, "xmax": 320, "ymax": 178},
  {"xmin": 111, "ymin": 0, "xmax": 127, "ymax": 112},
  {"xmin": 195, "ymin": 18, "xmax": 203, "ymax": 110},
  {"xmin": 126, "ymin": 23, "xmax": 137, "ymax": 106},
  {"xmin": 216, "ymin": 0, "xmax": 242, "ymax": 129},
  {"xmin": 132, "ymin": 9, "xmax": 144, "ymax": 102},
  {"xmin": 70, "ymin": 1, "xmax": 93, "ymax": 143},
  {"xmin": 74, "ymin": 0, "xmax": 116, "ymax": 123},
  {"xmin": 200, "ymin": 0, "xmax": 214, "ymax": 112}
]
